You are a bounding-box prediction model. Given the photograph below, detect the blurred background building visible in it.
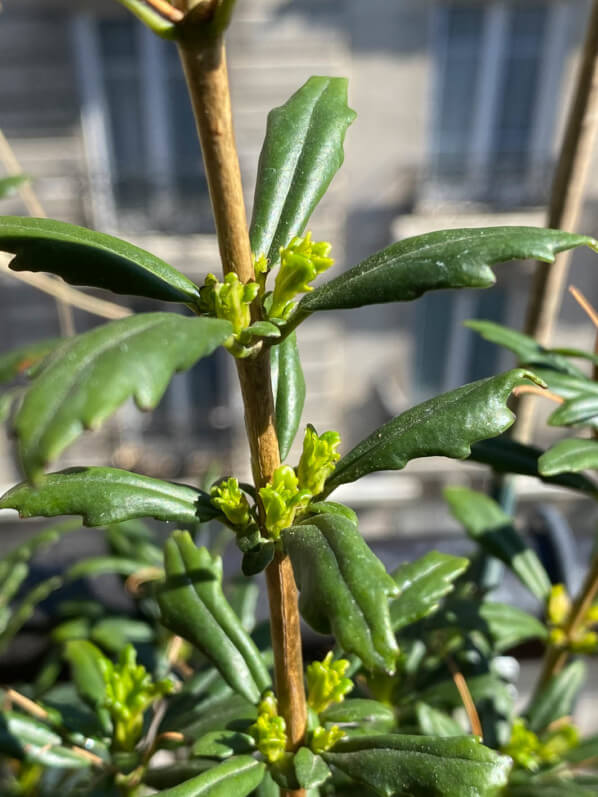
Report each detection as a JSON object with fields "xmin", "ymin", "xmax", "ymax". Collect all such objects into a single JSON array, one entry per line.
[{"xmin": 1, "ymin": 0, "xmax": 598, "ymax": 551}]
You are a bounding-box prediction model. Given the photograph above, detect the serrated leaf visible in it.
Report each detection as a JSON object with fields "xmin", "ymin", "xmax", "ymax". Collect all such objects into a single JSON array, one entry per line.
[
  {"xmin": 444, "ymin": 487, "xmax": 551, "ymax": 601},
  {"xmin": 271, "ymin": 332, "xmax": 305, "ymax": 460},
  {"xmin": 156, "ymin": 755, "xmax": 266, "ymax": 797},
  {"xmin": 468, "ymin": 438, "xmax": 598, "ymax": 495},
  {"xmin": 526, "ymin": 661, "xmax": 586, "ymax": 733},
  {"xmin": 0, "ymin": 216, "xmax": 200, "ymax": 303},
  {"xmin": 0, "ymin": 175, "xmax": 29, "ymax": 199},
  {"xmin": 158, "ymin": 531, "xmax": 271, "ymax": 703},
  {"xmin": 0, "ymin": 338, "xmax": 62, "ymax": 384},
  {"xmin": 250, "ymin": 76, "xmax": 356, "ymax": 265},
  {"xmin": 282, "ymin": 514, "xmax": 399, "ymax": 672},
  {"xmin": 415, "ymin": 703, "xmax": 463, "ymax": 737},
  {"xmin": 323, "ymin": 369, "xmax": 541, "ymax": 494},
  {"xmin": 465, "ymin": 320, "xmax": 585, "ymax": 377},
  {"xmin": 12, "ymin": 313, "xmax": 231, "ymax": 480},
  {"xmin": 390, "ymin": 551, "xmax": 469, "ymax": 631},
  {"xmin": 298, "ymin": 227, "xmax": 594, "ymax": 314},
  {"xmin": 322, "ymin": 734, "xmax": 512, "ymax": 796},
  {"xmin": 0, "ymin": 711, "xmax": 91, "ymax": 769},
  {"xmin": 539, "ymin": 439, "xmax": 598, "ymax": 476},
  {"xmin": 0, "ymin": 466, "xmax": 217, "ymax": 526},
  {"xmin": 294, "ymin": 747, "xmax": 332, "ymax": 789}
]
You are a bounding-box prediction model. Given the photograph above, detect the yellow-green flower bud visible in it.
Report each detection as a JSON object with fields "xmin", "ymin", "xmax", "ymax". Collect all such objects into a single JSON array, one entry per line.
[
  {"xmin": 297, "ymin": 425, "xmax": 341, "ymax": 496},
  {"xmin": 306, "ymin": 652, "xmax": 353, "ymax": 713},
  {"xmin": 269, "ymin": 232, "xmax": 334, "ymax": 319},
  {"xmin": 249, "ymin": 691, "xmax": 287, "ymax": 763},
  {"xmin": 199, "ymin": 272, "xmax": 259, "ymax": 334},
  {"xmin": 211, "ymin": 478, "xmax": 251, "ymax": 528},
  {"xmin": 501, "ymin": 718, "xmax": 543, "ymax": 772},
  {"xmin": 571, "ymin": 630, "xmax": 598, "ymax": 654},
  {"xmin": 540, "ymin": 723, "xmax": 580, "ymax": 763},
  {"xmin": 259, "ymin": 465, "xmax": 311, "ymax": 538},
  {"xmin": 547, "ymin": 583, "xmax": 571, "ymax": 627},
  {"xmin": 548, "ymin": 627, "xmax": 567, "ymax": 647},
  {"xmin": 311, "ymin": 724, "xmax": 345, "ymax": 755}
]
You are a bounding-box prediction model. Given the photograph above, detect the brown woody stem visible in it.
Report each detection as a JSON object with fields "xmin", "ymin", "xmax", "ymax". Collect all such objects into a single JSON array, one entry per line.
[{"xmin": 176, "ymin": 19, "xmax": 307, "ymax": 793}]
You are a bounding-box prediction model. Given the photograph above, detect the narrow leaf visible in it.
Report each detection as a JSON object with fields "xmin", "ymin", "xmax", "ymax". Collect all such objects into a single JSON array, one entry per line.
[
  {"xmin": 282, "ymin": 514, "xmax": 399, "ymax": 672},
  {"xmin": 250, "ymin": 77, "xmax": 356, "ymax": 265},
  {"xmin": 271, "ymin": 332, "xmax": 305, "ymax": 460},
  {"xmin": 294, "ymin": 747, "xmax": 331, "ymax": 789},
  {"xmin": 11, "ymin": 313, "xmax": 231, "ymax": 480},
  {"xmin": 324, "ymin": 369, "xmax": 540, "ymax": 493},
  {"xmin": 468, "ymin": 438, "xmax": 598, "ymax": 496},
  {"xmin": 320, "ymin": 699, "xmax": 396, "ymax": 735},
  {"xmin": 0, "ymin": 175, "xmax": 29, "ymax": 199},
  {"xmin": 444, "ymin": 487, "xmax": 551, "ymax": 601},
  {"xmin": 526, "ymin": 661, "xmax": 586, "ymax": 733},
  {"xmin": 390, "ymin": 551, "xmax": 469, "ymax": 631},
  {"xmin": 415, "ymin": 703, "xmax": 463, "ymax": 737},
  {"xmin": 322, "ymin": 734, "xmax": 512, "ymax": 797},
  {"xmin": 158, "ymin": 531, "xmax": 271, "ymax": 703},
  {"xmin": 435, "ymin": 600, "xmax": 547, "ymax": 652},
  {"xmin": 539, "ymin": 438, "xmax": 598, "ymax": 476},
  {"xmin": 299, "ymin": 227, "xmax": 594, "ymax": 313},
  {"xmin": 191, "ymin": 730, "xmax": 255, "ymax": 759},
  {"xmin": 0, "ymin": 711, "xmax": 91, "ymax": 769},
  {"xmin": 0, "ymin": 216, "xmax": 199, "ymax": 303},
  {"xmin": 465, "ymin": 320, "xmax": 585, "ymax": 377},
  {"xmin": 153, "ymin": 755, "xmax": 266, "ymax": 797},
  {"xmin": 0, "ymin": 338, "xmax": 62, "ymax": 384},
  {"xmin": 63, "ymin": 640, "xmax": 107, "ymax": 710},
  {"xmin": 549, "ymin": 394, "xmax": 598, "ymax": 429},
  {"xmin": 0, "ymin": 466, "xmax": 217, "ymax": 526}
]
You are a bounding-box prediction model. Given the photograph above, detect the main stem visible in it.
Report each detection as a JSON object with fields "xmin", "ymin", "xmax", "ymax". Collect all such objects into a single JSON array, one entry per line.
[{"xmin": 177, "ymin": 24, "xmax": 307, "ymax": 787}]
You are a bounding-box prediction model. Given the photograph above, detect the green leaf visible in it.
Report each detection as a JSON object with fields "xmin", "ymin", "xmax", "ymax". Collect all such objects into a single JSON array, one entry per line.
[
  {"xmin": 0, "ymin": 338, "xmax": 62, "ymax": 384},
  {"xmin": 539, "ymin": 436, "xmax": 598, "ymax": 477},
  {"xmin": 158, "ymin": 531, "xmax": 271, "ymax": 703},
  {"xmin": 464, "ymin": 320, "xmax": 585, "ymax": 377},
  {"xmin": 320, "ymin": 699, "xmax": 396, "ymax": 735},
  {"xmin": 63, "ymin": 640, "xmax": 107, "ymax": 709},
  {"xmin": 322, "ymin": 734, "xmax": 512, "ymax": 796},
  {"xmin": 192, "ymin": 730, "xmax": 255, "ymax": 759},
  {"xmin": 0, "ymin": 711, "xmax": 91, "ymax": 769},
  {"xmin": 271, "ymin": 332, "xmax": 306, "ymax": 460},
  {"xmin": 11, "ymin": 313, "xmax": 231, "ymax": 480},
  {"xmin": 0, "ymin": 175, "xmax": 29, "ymax": 199},
  {"xmin": 298, "ymin": 227, "xmax": 594, "ymax": 314},
  {"xmin": 526, "ymin": 661, "xmax": 586, "ymax": 733},
  {"xmin": 249, "ymin": 77, "xmax": 356, "ymax": 266},
  {"xmin": 549, "ymin": 395, "xmax": 598, "ymax": 429},
  {"xmin": 282, "ymin": 514, "xmax": 399, "ymax": 672},
  {"xmin": 324, "ymin": 369, "xmax": 541, "ymax": 493},
  {"xmin": 156, "ymin": 756, "xmax": 266, "ymax": 797},
  {"xmin": 0, "ymin": 216, "xmax": 199, "ymax": 303},
  {"xmin": 444, "ymin": 487, "xmax": 551, "ymax": 601},
  {"xmin": 65, "ymin": 556, "xmax": 145, "ymax": 581},
  {"xmin": 468, "ymin": 438, "xmax": 598, "ymax": 496},
  {"xmin": 161, "ymin": 693, "xmax": 256, "ymax": 740},
  {"xmin": 436, "ymin": 600, "xmax": 547, "ymax": 652},
  {"xmin": 415, "ymin": 703, "xmax": 463, "ymax": 737},
  {"xmin": 294, "ymin": 747, "xmax": 332, "ymax": 789},
  {"xmin": 390, "ymin": 551, "xmax": 469, "ymax": 631},
  {"xmin": 0, "ymin": 466, "xmax": 216, "ymax": 526},
  {"xmin": 90, "ymin": 617, "xmax": 154, "ymax": 653}
]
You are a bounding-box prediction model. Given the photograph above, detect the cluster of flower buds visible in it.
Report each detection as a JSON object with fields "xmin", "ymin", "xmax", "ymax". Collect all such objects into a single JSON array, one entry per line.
[
  {"xmin": 502, "ymin": 717, "xmax": 579, "ymax": 772},
  {"xmin": 249, "ymin": 691, "xmax": 288, "ymax": 764},
  {"xmin": 199, "ymin": 272, "xmax": 259, "ymax": 335},
  {"xmin": 268, "ymin": 232, "xmax": 334, "ymax": 320},
  {"xmin": 547, "ymin": 583, "xmax": 598, "ymax": 653}
]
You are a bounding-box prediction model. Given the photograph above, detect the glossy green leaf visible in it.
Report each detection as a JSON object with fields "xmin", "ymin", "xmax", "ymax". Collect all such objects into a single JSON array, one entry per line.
[
  {"xmin": 415, "ymin": 703, "xmax": 462, "ymax": 737},
  {"xmin": 156, "ymin": 756, "xmax": 266, "ymax": 797},
  {"xmin": 320, "ymin": 699, "xmax": 396, "ymax": 735},
  {"xmin": 158, "ymin": 530, "xmax": 271, "ymax": 703},
  {"xmin": 444, "ymin": 487, "xmax": 551, "ymax": 600},
  {"xmin": 539, "ymin": 438, "xmax": 598, "ymax": 476},
  {"xmin": 282, "ymin": 514, "xmax": 399, "ymax": 672},
  {"xmin": 324, "ymin": 369, "xmax": 541, "ymax": 493},
  {"xmin": 160, "ymin": 693, "xmax": 255, "ymax": 741},
  {"xmin": 390, "ymin": 551, "xmax": 469, "ymax": 631},
  {"xmin": 294, "ymin": 747, "xmax": 332, "ymax": 789},
  {"xmin": 0, "ymin": 216, "xmax": 200, "ymax": 303},
  {"xmin": 191, "ymin": 730, "xmax": 255, "ymax": 759},
  {"xmin": 63, "ymin": 640, "xmax": 107, "ymax": 709},
  {"xmin": 0, "ymin": 466, "xmax": 217, "ymax": 526},
  {"xmin": 11, "ymin": 313, "xmax": 231, "ymax": 480},
  {"xmin": 249, "ymin": 77, "xmax": 356, "ymax": 265},
  {"xmin": 549, "ymin": 395, "xmax": 598, "ymax": 429},
  {"xmin": 527, "ymin": 367, "xmax": 598, "ymax": 400},
  {"xmin": 0, "ymin": 175, "xmax": 29, "ymax": 199},
  {"xmin": 526, "ymin": 661, "xmax": 586, "ymax": 733},
  {"xmin": 322, "ymin": 734, "xmax": 512, "ymax": 796},
  {"xmin": 0, "ymin": 711, "xmax": 91, "ymax": 769},
  {"xmin": 305, "ymin": 500, "xmax": 359, "ymax": 525},
  {"xmin": 465, "ymin": 320, "xmax": 585, "ymax": 377},
  {"xmin": 271, "ymin": 332, "xmax": 305, "ymax": 460},
  {"xmin": 0, "ymin": 337, "xmax": 62, "ymax": 384},
  {"xmin": 298, "ymin": 227, "xmax": 594, "ymax": 314},
  {"xmin": 468, "ymin": 438, "xmax": 598, "ymax": 496}
]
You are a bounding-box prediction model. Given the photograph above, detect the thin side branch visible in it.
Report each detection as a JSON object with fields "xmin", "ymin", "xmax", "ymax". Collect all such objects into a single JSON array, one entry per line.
[
  {"xmin": 569, "ymin": 284, "xmax": 598, "ymax": 328},
  {"xmin": 446, "ymin": 658, "xmax": 483, "ymax": 739},
  {"xmin": 143, "ymin": 0, "xmax": 184, "ymax": 22}
]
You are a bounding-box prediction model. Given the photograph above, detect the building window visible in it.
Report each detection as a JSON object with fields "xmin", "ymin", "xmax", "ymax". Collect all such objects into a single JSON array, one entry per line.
[
  {"xmin": 428, "ymin": 1, "xmax": 568, "ymax": 206},
  {"xmin": 74, "ymin": 15, "xmax": 212, "ymax": 235}
]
